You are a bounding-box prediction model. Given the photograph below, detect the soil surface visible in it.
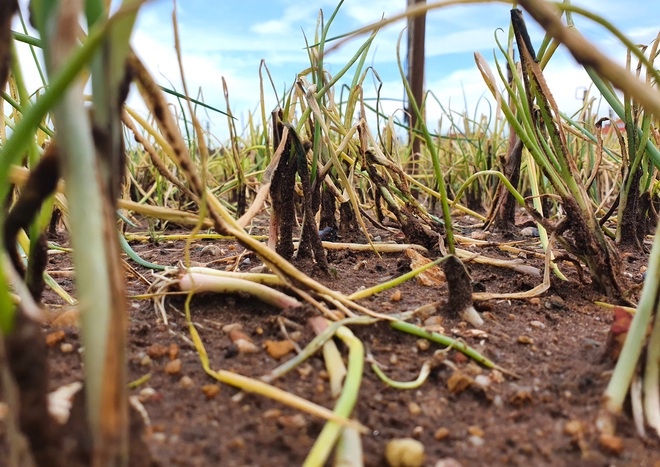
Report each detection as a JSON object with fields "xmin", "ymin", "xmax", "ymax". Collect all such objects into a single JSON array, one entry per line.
[{"xmin": 2, "ymin": 215, "xmax": 660, "ymax": 466}]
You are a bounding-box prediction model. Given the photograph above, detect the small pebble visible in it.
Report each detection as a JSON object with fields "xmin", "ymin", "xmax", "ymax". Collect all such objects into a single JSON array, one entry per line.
[
  {"xmin": 296, "ymin": 363, "xmax": 313, "ymax": 378},
  {"xmin": 200, "ymin": 244, "xmax": 223, "ymax": 257},
  {"xmin": 46, "ymin": 330, "xmax": 66, "ymax": 347},
  {"xmin": 471, "ymin": 230, "xmax": 491, "ymax": 240},
  {"xmin": 474, "ymin": 374, "xmax": 490, "ymax": 389},
  {"xmin": 152, "ymin": 432, "xmax": 166, "ymax": 443},
  {"xmin": 434, "ymin": 427, "xmax": 450, "ymax": 440},
  {"xmin": 408, "ymin": 402, "xmax": 422, "ymax": 416},
  {"xmin": 518, "ymin": 335, "xmax": 534, "ymax": 345},
  {"xmin": 202, "ymin": 384, "xmax": 220, "ymax": 399},
  {"xmin": 545, "ymin": 295, "xmax": 565, "ymax": 309},
  {"xmin": 263, "ymin": 409, "xmax": 282, "ymax": 419},
  {"xmin": 140, "ymin": 355, "xmax": 152, "ymax": 367},
  {"xmin": 179, "ymin": 376, "xmax": 194, "ymax": 388},
  {"xmin": 529, "ymin": 298, "xmax": 541, "ymax": 306},
  {"xmin": 60, "ymin": 343, "xmax": 74, "ymax": 354},
  {"xmin": 264, "ymin": 340, "xmax": 295, "ymax": 360},
  {"xmin": 435, "ymin": 458, "xmax": 462, "ymax": 467},
  {"xmin": 226, "ymin": 436, "xmax": 246, "ymax": 451},
  {"xmin": 164, "ymin": 358, "xmax": 182, "ymax": 375},
  {"xmin": 529, "ymin": 320, "xmax": 545, "ymax": 329},
  {"xmin": 468, "ymin": 426, "xmax": 484, "ymax": 437},
  {"xmin": 390, "ymin": 289, "xmax": 402, "ymax": 302},
  {"xmin": 412, "ymin": 426, "xmax": 424, "ymax": 438},
  {"xmin": 416, "ymin": 339, "xmax": 430, "ymax": 351},
  {"xmin": 138, "ymin": 387, "xmax": 157, "ymax": 403},
  {"xmin": 169, "ymin": 343, "xmax": 179, "ymax": 360},
  {"xmin": 277, "ymin": 414, "xmax": 307, "ymax": 429},
  {"xmin": 521, "ymin": 226, "xmax": 539, "ymax": 237},
  {"xmin": 385, "ymin": 438, "xmax": 425, "ymax": 467},
  {"xmin": 468, "ymin": 435, "xmax": 485, "ymax": 447},
  {"xmin": 389, "ymin": 354, "xmax": 398, "ymax": 365},
  {"xmin": 223, "ymin": 323, "xmax": 243, "ymax": 333}
]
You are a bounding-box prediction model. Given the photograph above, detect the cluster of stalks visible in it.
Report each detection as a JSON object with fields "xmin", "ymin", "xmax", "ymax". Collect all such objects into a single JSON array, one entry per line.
[{"xmin": 1, "ymin": 0, "xmax": 660, "ymax": 465}]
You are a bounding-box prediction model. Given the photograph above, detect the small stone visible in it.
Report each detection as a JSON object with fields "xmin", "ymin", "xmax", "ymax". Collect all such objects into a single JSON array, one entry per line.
[
  {"xmin": 222, "ymin": 323, "xmax": 243, "ymax": 333},
  {"xmin": 179, "ymin": 376, "xmax": 194, "ymax": 388},
  {"xmin": 416, "ymin": 339, "xmax": 430, "ymax": 351},
  {"xmin": 467, "ymin": 426, "xmax": 484, "ymax": 437},
  {"xmin": 146, "ymin": 343, "xmax": 169, "ymax": 359},
  {"xmin": 138, "ymin": 387, "xmax": 157, "ymax": 403},
  {"xmin": 234, "ymin": 339, "xmax": 260, "ymax": 354},
  {"xmin": 264, "ymin": 340, "xmax": 295, "ymax": 360},
  {"xmin": 473, "ymin": 374, "xmax": 490, "ymax": 389},
  {"xmin": 434, "ymin": 458, "xmax": 462, "ymax": 467},
  {"xmin": 492, "ymin": 395, "xmax": 503, "ymax": 408},
  {"xmin": 529, "ymin": 320, "xmax": 545, "ymax": 329},
  {"xmin": 263, "ymin": 409, "xmax": 282, "ymax": 419},
  {"xmin": 277, "ymin": 414, "xmax": 307, "ymax": 429},
  {"xmin": 408, "ymin": 402, "xmax": 422, "ymax": 416},
  {"xmin": 202, "ymin": 384, "xmax": 220, "ymax": 399},
  {"xmin": 385, "ymin": 438, "xmax": 425, "ymax": 467},
  {"xmin": 545, "ymin": 295, "xmax": 565, "ymax": 309},
  {"xmin": 226, "ymin": 436, "xmax": 246, "ymax": 451},
  {"xmin": 434, "ymin": 427, "xmax": 450, "ymax": 440},
  {"xmin": 599, "ymin": 434, "xmax": 623, "ymax": 455},
  {"xmin": 389, "ymin": 354, "xmax": 398, "ymax": 365},
  {"xmin": 521, "ymin": 226, "xmax": 539, "ymax": 237},
  {"xmin": 468, "ymin": 435, "xmax": 485, "ymax": 447},
  {"xmin": 471, "ymin": 230, "xmax": 491, "ymax": 240},
  {"xmin": 164, "ymin": 358, "xmax": 182, "ymax": 375},
  {"xmin": 564, "ymin": 419, "xmax": 585, "ymax": 437},
  {"xmin": 152, "ymin": 432, "xmax": 166, "ymax": 443},
  {"xmin": 529, "ymin": 298, "xmax": 541, "ymax": 306},
  {"xmin": 296, "ymin": 363, "xmax": 313, "ymax": 378},
  {"xmin": 46, "ymin": 330, "xmax": 66, "ymax": 347},
  {"xmin": 200, "ymin": 244, "xmax": 223, "ymax": 257},
  {"xmin": 390, "ymin": 290, "xmax": 402, "ymax": 302},
  {"xmin": 169, "ymin": 343, "xmax": 179, "ymax": 360},
  {"xmin": 60, "ymin": 343, "xmax": 74, "ymax": 354},
  {"xmin": 140, "ymin": 355, "xmax": 152, "ymax": 367},
  {"xmin": 230, "ymin": 329, "xmax": 260, "ymax": 354},
  {"xmin": 412, "ymin": 426, "xmax": 423, "ymax": 438},
  {"xmin": 518, "ymin": 335, "xmax": 534, "ymax": 345}
]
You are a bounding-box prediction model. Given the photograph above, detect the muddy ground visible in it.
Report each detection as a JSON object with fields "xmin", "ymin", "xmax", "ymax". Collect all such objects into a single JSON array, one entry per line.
[{"xmin": 2, "ymin": 215, "xmax": 660, "ymax": 466}]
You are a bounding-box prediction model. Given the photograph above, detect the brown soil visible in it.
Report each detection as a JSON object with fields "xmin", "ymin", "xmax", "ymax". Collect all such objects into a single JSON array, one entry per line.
[{"xmin": 2, "ymin": 216, "xmax": 660, "ymax": 466}]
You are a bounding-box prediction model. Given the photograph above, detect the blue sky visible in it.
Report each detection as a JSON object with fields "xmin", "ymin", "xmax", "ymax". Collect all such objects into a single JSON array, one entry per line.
[{"xmin": 14, "ymin": 1, "xmax": 660, "ymax": 140}]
